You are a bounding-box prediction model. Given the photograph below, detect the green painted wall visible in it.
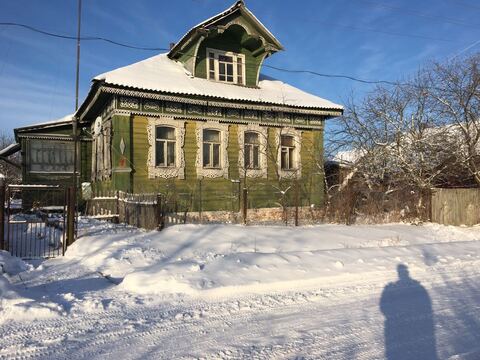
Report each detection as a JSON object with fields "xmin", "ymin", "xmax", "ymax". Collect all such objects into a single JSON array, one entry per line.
[
  {"xmin": 111, "ymin": 114, "xmax": 132, "ymax": 192},
  {"xmin": 21, "ymin": 125, "xmax": 92, "ymax": 187},
  {"xmin": 175, "ymin": 12, "xmax": 269, "ymax": 88},
  {"xmin": 94, "ymin": 115, "xmax": 326, "ymax": 212},
  {"xmin": 194, "ymin": 33, "xmax": 263, "ymax": 87}
]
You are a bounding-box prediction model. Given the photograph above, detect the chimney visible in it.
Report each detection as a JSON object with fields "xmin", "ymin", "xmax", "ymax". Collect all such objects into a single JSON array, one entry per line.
[{"xmin": 169, "ymin": 42, "xmax": 175, "ymax": 50}]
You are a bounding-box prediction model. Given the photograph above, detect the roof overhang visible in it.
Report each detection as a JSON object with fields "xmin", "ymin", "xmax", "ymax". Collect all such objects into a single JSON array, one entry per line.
[{"xmin": 168, "ymin": 0, "xmax": 283, "ymax": 59}]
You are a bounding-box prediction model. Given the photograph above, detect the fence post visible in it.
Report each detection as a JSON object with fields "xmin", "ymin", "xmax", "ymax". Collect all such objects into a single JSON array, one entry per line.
[
  {"xmin": 0, "ymin": 180, "xmax": 5, "ymax": 251},
  {"xmin": 242, "ymin": 187, "xmax": 248, "ymax": 225},
  {"xmin": 115, "ymin": 190, "xmax": 120, "ymax": 224},
  {"xmin": 66, "ymin": 186, "xmax": 76, "ymax": 247},
  {"xmin": 156, "ymin": 193, "xmax": 164, "ymax": 230},
  {"xmin": 198, "ymin": 179, "xmax": 203, "ymax": 224},
  {"xmin": 294, "ymin": 180, "xmax": 299, "ymax": 227}
]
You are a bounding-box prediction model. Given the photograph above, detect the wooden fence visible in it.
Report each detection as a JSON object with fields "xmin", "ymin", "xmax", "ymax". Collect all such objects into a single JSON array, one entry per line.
[
  {"xmin": 86, "ymin": 191, "xmax": 163, "ymax": 230},
  {"xmin": 431, "ymin": 188, "xmax": 480, "ymax": 226}
]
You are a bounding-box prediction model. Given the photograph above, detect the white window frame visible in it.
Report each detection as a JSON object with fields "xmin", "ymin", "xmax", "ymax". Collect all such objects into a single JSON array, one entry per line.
[
  {"xmin": 207, "ymin": 48, "xmax": 246, "ymax": 85},
  {"xmin": 237, "ymin": 123, "xmax": 268, "ymax": 178},
  {"xmin": 196, "ymin": 121, "xmax": 229, "ymax": 179},
  {"xmin": 155, "ymin": 126, "xmax": 176, "ymax": 168},
  {"xmin": 147, "ymin": 117, "xmax": 185, "ymax": 179},
  {"xmin": 276, "ymin": 127, "xmax": 302, "ymax": 179},
  {"xmin": 202, "ymin": 129, "xmax": 222, "ymax": 169}
]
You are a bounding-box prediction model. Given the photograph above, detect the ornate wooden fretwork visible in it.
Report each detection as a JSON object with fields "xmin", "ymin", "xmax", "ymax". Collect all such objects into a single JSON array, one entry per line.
[
  {"xmin": 275, "ymin": 127, "xmax": 302, "ymax": 180},
  {"xmin": 226, "ymin": 108, "xmax": 241, "ymax": 118},
  {"xmin": 119, "ymin": 97, "xmax": 139, "ymax": 109},
  {"xmin": 237, "ymin": 123, "xmax": 268, "ymax": 179},
  {"xmin": 143, "ymin": 100, "xmax": 161, "ymax": 112},
  {"xmin": 244, "ymin": 109, "xmax": 258, "ymax": 120},
  {"xmin": 187, "ymin": 104, "xmax": 203, "ymax": 115},
  {"xmin": 99, "ymin": 86, "xmax": 340, "ymax": 117},
  {"xmin": 165, "ymin": 101, "xmax": 184, "ymax": 114},
  {"xmin": 147, "ymin": 117, "xmax": 186, "ymax": 179},
  {"xmin": 94, "ymin": 87, "xmax": 334, "ymax": 129},
  {"xmin": 262, "ymin": 111, "xmax": 275, "ymax": 121},
  {"xmin": 206, "ymin": 106, "xmax": 223, "ymax": 117},
  {"xmin": 195, "ymin": 121, "xmax": 229, "ymax": 179}
]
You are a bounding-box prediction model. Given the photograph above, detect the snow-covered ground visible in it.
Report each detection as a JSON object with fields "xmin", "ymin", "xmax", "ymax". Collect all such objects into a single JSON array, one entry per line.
[{"xmin": 1, "ymin": 219, "xmax": 480, "ymax": 359}]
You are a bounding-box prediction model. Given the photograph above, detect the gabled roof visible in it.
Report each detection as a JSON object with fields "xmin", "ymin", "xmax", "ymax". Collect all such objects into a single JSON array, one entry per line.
[
  {"xmin": 168, "ymin": 0, "xmax": 283, "ymax": 59},
  {"xmin": 14, "ymin": 114, "xmax": 74, "ymax": 133},
  {"xmin": 93, "ymin": 54, "xmax": 343, "ymax": 111},
  {"xmin": 0, "ymin": 143, "xmax": 21, "ymax": 157}
]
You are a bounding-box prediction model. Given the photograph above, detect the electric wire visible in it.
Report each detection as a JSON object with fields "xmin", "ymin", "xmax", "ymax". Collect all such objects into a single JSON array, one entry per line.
[
  {"xmin": 0, "ymin": 21, "xmax": 414, "ymax": 86},
  {"xmin": 0, "ymin": 21, "xmax": 474, "ymax": 90}
]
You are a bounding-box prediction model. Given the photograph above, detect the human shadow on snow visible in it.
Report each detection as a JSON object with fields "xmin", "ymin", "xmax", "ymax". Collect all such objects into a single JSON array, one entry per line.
[{"xmin": 380, "ymin": 264, "xmax": 438, "ymax": 360}]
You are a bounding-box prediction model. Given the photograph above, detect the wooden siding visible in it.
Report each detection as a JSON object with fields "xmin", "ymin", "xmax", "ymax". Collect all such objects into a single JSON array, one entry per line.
[
  {"xmin": 431, "ymin": 188, "xmax": 480, "ymax": 226},
  {"xmin": 21, "ymin": 127, "xmax": 91, "ymax": 185},
  {"xmin": 110, "ymin": 115, "xmax": 325, "ymax": 212},
  {"xmin": 193, "ymin": 13, "xmax": 264, "ymax": 87}
]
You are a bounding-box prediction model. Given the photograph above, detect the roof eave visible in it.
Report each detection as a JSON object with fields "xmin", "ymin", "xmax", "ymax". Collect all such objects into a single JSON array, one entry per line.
[
  {"xmin": 100, "ymin": 82, "xmax": 343, "ymax": 115},
  {"xmin": 168, "ymin": 0, "xmax": 283, "ymax": 58}
]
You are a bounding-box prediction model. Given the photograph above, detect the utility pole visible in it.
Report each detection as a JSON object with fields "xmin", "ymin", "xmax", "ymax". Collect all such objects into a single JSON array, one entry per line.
[
  {"xmin": 69, "ymin": 0, "xmax": 82, "ymax": 245},
  {"xmin": 75, "ymin": 0, "xmax": 82, "ymax": 112}
]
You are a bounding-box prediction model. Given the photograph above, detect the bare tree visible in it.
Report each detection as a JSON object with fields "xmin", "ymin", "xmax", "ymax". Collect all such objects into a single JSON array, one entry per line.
[
  {"xmin": 330, "ymin": 70, "xmax": 457, "ymax": 219},
  {"xmin": 0, "ymin": 131, "xmax": 21, "ymax": 184},
  {"xmin": 428, "ymin": 54, "xmax": 480, "ymax": 185}
]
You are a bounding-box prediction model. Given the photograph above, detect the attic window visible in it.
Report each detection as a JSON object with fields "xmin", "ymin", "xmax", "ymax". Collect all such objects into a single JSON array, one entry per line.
[{"xmin": 207, "ymin": 48, "xmax": 245, "ymax": 85}]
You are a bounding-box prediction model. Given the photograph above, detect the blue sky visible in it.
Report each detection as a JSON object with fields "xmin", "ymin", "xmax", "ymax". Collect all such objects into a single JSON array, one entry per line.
[{"xmin": 1, "ymin": 0, "xmax": 479, "ymax": 137}]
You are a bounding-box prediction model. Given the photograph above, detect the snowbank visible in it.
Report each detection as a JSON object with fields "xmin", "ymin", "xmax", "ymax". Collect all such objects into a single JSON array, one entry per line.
[
  {"xmin": 0, "ymin": 251, "xmax": 62, "ymax": 324},
  {"xmin": 66, "ymin": 221, "xmax": 480, "ymax": 297}
]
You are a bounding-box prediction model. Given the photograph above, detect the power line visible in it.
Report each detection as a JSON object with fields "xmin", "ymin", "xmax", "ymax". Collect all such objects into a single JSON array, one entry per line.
[
  {"xmin": 358, "ymin": 0, "xmax": 480, "ymax": 30},
  {"xmin": 0, "ymin": 21, "xmax": 405, "ymax": 86},
  {"xmin": 0, "ymin": 22, "xmax": 169, "ymax": 51},
  {"xmin": 0, "ymin": 21, "xmax": 468, "ymax": 90},
  {"xmin": 263, "ymin": 64, "xmax": 400, "ymax": 86},
  {"xmin": 320, "ymin": 21, "xmax": 454, "ymax": 43}
]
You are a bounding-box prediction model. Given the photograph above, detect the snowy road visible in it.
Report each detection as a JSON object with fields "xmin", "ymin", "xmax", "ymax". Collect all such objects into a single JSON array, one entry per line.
[
  {"xmin": 2, "ymin": 261, "xmax": 480, "ymax": 359},
  {"xmin": 2, "ymin": 222, "xmax": 480, "ymax": 359}
]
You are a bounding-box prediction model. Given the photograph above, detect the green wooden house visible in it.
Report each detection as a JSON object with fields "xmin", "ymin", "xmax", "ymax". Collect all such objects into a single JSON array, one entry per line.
[
  {"xmin": 13, "ymin": 114, "xmax": 90, "ymax": 187},
  {"xmin": 15, "ymin": 1, "xmax": 342, "ymax": 212}
]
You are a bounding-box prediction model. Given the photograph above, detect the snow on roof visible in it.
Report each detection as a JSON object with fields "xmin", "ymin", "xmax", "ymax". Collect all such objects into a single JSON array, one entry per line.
[
  {"xmin": 332, "ymin": 149, "xmax": 363, "ymax": 165},
  {"xmin": 170, "ymin": 1, "xmax": 283, "ymax": 57},
  {"xmin": 94, "ymin": 54, "xmax": 343, "ymax": 111},
  {"xmin": 0, "ymin": 143, "xmax": 20, "ymax": 157},
  {"xmin": 15, "ymin": 114, "xmax": 74, "ymax": 131}
]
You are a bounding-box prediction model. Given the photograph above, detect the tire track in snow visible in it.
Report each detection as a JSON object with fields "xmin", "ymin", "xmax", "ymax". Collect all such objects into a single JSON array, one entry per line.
[{"xmin": 2, "ymin": 262, "xmax": 480, "ymax": 359}]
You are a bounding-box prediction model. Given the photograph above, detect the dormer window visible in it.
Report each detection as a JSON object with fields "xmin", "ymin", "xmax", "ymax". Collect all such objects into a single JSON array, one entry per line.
[{"xmin": 207, "ymin": 48, "xmax": 245, "ymax": 85}]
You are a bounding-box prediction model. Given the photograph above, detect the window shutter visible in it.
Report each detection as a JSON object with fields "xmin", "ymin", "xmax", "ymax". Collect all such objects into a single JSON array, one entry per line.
[{"xmin": 105, "ymin": 122, "xmax": 112, "ymax": 178}]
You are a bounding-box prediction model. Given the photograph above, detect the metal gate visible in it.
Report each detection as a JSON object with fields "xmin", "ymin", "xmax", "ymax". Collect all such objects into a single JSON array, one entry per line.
[{"xmin": 0, "ymin": 184, "xmax": 76, "ymax": 259}]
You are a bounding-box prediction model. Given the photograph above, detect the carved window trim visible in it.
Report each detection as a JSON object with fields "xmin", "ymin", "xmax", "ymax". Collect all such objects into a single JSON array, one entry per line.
[
  {"xmin": 196, "ymin": 121, "xmax": 229, "ymax": 179},
  {"xmin": 207, "ymin": 48, "xmax": 246, "ymax": 85},
  {"xmin": 147, "ymin": 117, "xmax": 185, "ymax": 179},
  {"xmin": 237, "ymin": 123, "xmax": 268, "ymax": 179},
  {"xmin": 91, "ymin": 118, "xmax": 112, "ymax": 181},
  {"xmin": 275, "ymin": 127, "xmax": 302, "ymax": 179}
]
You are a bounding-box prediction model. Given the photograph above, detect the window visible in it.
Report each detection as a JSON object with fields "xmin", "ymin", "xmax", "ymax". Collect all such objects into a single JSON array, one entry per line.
[
  {"xmin": 29, "ymin": 139, "xmax": 74, "ymax": 173},
  {"xmin": 244, "ymin": 131, "xmax": 260, "ymax": 169},
  {"xmin": 281, "ymin": 135, "xmax": 295, "ymax": 170},
  {"xmin": 276, "ymin": 128, "xmax": 302, "ymax": 179},
  {"xmin": 196, "ymin": 121, "xmax": 229, "ymax": 179},
  {"xmin": 207, "ymin": 48, "xmax": 245, "ymax": 85},
  {"xmin": 237, "ymin": 124, "xmax": 267, "ymax": 178},
  {"xmin": 147, "ymin": 118, "xmax": 186, "ymax": 179},
  {"xmin": 203, "ymin": 129, "xmax": 221, "ymax": 168},
  {"xmin": 155, "ymin": 126, "xmax": 176, "ymax": 167}
]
